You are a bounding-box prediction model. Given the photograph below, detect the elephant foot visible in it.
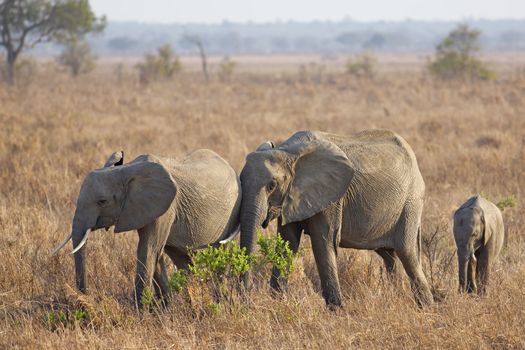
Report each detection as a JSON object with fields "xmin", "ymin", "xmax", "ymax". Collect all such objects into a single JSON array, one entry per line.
[
  {"xmin": 414, "ymin": 287, "xmax": 434, "ymax": 308},
  {"xmin": 323, "ymin": 289, "xmax": 343, "ymax": 311},
  {"xmin": 156, "ymin": 293, "xmax": 173, "ymax": 310},
  {"xmin": 326, "ymin": 300, "xmax": 343, "ymax": 312},
  {"xmin": 466, "ymin": 284, "xmax": 478, "ymax": 294},
  {"xmin": 270, "ymin": 274, "xmax": 289, "ymax": 294}
]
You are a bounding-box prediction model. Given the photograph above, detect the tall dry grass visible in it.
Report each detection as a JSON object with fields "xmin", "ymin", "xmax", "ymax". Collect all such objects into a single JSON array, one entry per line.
[{"xmin": 0, "ymin": 59, "xmax": 524, "ymax": 348}]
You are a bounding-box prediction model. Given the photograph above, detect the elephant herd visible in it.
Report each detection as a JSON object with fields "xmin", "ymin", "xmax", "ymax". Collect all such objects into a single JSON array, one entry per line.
[{"xmin": 52, "ymin": 129, "xmax": 505, "ymax": 309}]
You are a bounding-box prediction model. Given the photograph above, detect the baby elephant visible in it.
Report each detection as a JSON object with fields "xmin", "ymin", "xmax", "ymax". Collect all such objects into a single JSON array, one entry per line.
[{"xmin": 453, "ymin": 195, "xmax": 504, "ymax": 295}]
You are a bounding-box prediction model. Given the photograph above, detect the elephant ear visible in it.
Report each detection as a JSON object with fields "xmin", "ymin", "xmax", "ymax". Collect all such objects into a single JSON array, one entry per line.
[
  {"xmin": 104, "ymin": 151, "xmax": 124, "ymax": 168},
  {"xmin": 479, "ymin": 205, "xmax": 496, "ymax": 246},
  {"xmin": 114, "ymin": 158, "xmax": 177, "ymax": 233},
  {"xmin": 281, "ymin": 140, "xmax": 354, "ymax": 225}
]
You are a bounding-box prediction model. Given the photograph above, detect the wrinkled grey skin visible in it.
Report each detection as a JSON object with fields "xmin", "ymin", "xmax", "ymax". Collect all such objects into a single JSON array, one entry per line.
[
  {"xmin": 453, "ymin": 195, "xmax": 504, "ymax": 295},
  {"xmin": 240, "ymin": 130, "xmax": 433, "ymax": 308},
  {"xmin": 53, "ymin": 150, "xmax": 241, "ymax": 305}
]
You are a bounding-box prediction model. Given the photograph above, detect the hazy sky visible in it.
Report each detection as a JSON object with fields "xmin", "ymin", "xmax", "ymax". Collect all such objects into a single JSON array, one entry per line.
[{"xmin": 90, "ymin": 0, "xmax": 524, "ymax": 23}]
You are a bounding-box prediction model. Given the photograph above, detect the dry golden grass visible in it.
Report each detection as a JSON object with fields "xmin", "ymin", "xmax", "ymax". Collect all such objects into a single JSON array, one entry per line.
[{"xmin": 0, "ymin": 58, "xmax": 524, "ymax": 349}]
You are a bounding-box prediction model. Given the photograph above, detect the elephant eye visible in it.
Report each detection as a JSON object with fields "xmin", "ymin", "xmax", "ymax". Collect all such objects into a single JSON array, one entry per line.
[
  {"xmin": 97, "ymin": 199, "xmax": 108, "ymax": 207},
  {"xmin": 267, "ymin": 180, "xmax": 277, "ymax": 192}
]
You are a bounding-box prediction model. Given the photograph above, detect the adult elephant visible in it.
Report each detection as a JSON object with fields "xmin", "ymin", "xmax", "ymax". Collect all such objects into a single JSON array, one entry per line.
[
  {"xmin": 53, "ymin": 150, "xmax": 241, "ymax": 305},
  {"xmin": 239, "ymin": 130, "xmax": 433, "ymax": 308}
]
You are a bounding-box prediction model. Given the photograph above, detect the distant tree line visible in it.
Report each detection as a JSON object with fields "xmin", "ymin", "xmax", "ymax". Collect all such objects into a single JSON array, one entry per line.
[{"xmin": 93, "ymin": 20, "xmax": 525, "ymax": 56}]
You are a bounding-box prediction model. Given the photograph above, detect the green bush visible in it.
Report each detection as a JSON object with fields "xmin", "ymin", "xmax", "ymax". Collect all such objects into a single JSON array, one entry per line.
[
  {"xmin": 257, "ymin": 232, "xmax": 295, "ymax": 279},
  {"xmin": 46, "ymin": 308, "xmax": 87, "ymax": 331},
  {"xmin": 168, "ymin": 269, "xmax": 189, "ymax": 293},
  {"xmin": 218, "ymin": 56, "xmax": 236, "ymax": 81},
  {"xmin": 166, "ymin": 234, "xmax": 296, "ymax": 310},
  {"xmin": 480, "ymin": 192, "xmax": 517, "ymax": 212},
  {"xmin": 166, "ymin": 243, "xmax": 255, "ymax": 309},
  {"xmin": 140, "ymin": 287, "xmax": 154, "ymax": 308},
  {"xmin": 428, "ymin": 24, "xmax": 495, "ymax": 81},
  {"xmin": 345, "ymin": 53, "xmax": 376, "ymax": 79},
  {"xmin": 74, "ymin": 309, "xmax": 87, "ymax": 321},
  {"xmin": 136, "ymin": 44, "xmax": 181, "ymax": 85},
  {"xmin": 57, "ymin": 38, "xmax": 96, "ymax": 77},
  {"xmin": 496, "ymin": 195, "xmax": 517, "ymax": 212},
  {"xmin": 47, "ymin": 311, "xmax": 68, "ymax": 330},
  {"xmin": 189, "ymin": 243, "xmax": 254, "ymax": 283}
]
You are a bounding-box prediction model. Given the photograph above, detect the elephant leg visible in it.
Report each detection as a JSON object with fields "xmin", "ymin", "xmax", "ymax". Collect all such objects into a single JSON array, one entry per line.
[
  {"xmin": 164, "ymin": 245, "xmax": 191, "ymax": 270},
  {"xmin": 163, "ymin": 245, "xmax": 193, "ymax": 303},
  {"xmin": 152, "ymin": 254, "xmax": 171, "ymax": 306},
  {"xmin": 270, "ymin": 218, "xmax": 302, "ymax": 293},
  {"xmin": 397, "ymin": 247, "xmax": 433, "ymax": 307},
  {"xmin": 466, "ymin": 253, "xmax": 478, "ymax": 294},
  {"xmin": 305, "ymin": 207, "xmax": 343, "ymax": 309},
  {"xmin": 375, "ymin": 248, "xmax": 397, "ymax": 279},
  {"xmin": 476, "ymin": 249, "xmax": 490, "ymax": 295},
  {"xmin": 135, "ymin": 227, "xmax": 169, "ymax": 308},
  {"xmin": 395, "ymin": 205, "xmax": 433, "ymax": 307}
]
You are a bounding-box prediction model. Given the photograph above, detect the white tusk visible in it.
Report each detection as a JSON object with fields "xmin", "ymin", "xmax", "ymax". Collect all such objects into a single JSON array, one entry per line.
[
  {"xmin": 471, "ymin": 253, "xmax": 477, "ymax": 263},
  {"xmin": 51, "ymin": 234, "xmax": 72, "ymax": 255},
  {"xmin": 71, "ymin": 228, "xmax": 92, "ymax": 254},
  {"xmin": 219, "ymin": 228, "xmax": 240, "ymax": 244}
]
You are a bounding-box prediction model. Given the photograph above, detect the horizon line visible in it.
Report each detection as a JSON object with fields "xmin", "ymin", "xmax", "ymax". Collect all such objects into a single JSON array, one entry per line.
[{"xmin": 103, "ymin": 17, "xmax": 525, "ymax": 26}]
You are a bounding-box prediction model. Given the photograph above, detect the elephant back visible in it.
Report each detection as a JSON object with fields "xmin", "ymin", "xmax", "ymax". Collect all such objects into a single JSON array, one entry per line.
[{"xmin": 165, "ymin": 149, "xmax": 241, "ymax": 250}]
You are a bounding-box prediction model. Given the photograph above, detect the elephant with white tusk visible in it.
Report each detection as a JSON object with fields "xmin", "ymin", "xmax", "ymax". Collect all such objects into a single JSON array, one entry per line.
[
  {"xmin": 53, "ymin": 149, "xmax": 241, "ymax": 306},
  {"xmin": 453, "ymin": 195, "xmax": 504, "ymax": 295},
  {"xmin": 239, "ymin": 130, "xmax": 433, "ymax": 308}
]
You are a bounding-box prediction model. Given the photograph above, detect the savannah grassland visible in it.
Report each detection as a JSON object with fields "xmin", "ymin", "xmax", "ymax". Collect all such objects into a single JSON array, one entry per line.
[{"xmin": 0, "ymin": 55, "xmax": 524, "ymax": 349}]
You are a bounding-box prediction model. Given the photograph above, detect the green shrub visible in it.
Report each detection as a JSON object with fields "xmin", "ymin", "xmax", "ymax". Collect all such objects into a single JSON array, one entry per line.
[
  {"xmin": 73, "ymin": 309, "xmax": 87, "ymax": 321},
  {"xmin": 189, "ymin": 243, "xmax": 254, "ymax": 283},
  {"xmin": 57, "ymin": 38, "xmax": 96, "ymax": 77},
  {"xmin": 218, "ymin": 56, "xmax": 236, "ymax": 81},
  {"xmin": 169, "ymin": 243, "xmax": 255, "ymax": 309},
  {"xmin": 47, "ymin": 311, "xmax": 68, "ymax": 330},
  {"xmin": 345, "ymin": 53, "xmax": 376, "ymax": 79},
  {"xmin": 208, "ymin": 302, "xmax": 221, "ymax": 315},
  {"xmin": 428, "ymin": 24, "xmax": 495, "ymax": 81},
  {"xmin": 166, "ymin": 234, "xmax": 296, "ymax": 309},
  {"xmin": 496, "ymin": 195, "xmax": 517, "ymax": 212},
  {"xmin": 168, "ymin": 269, "xmax": 189, "ymax": 293},
  {"xmin": 140, "ymin": 287, "xmax": 154, "ymax": 308},
  {"xmin": 480, "ymin": 192, "xmax": 517, "ymax": 212},
  {"xmin": 46, "ymin": 308, "xmax": 87, "ymax": 330},
  {"xmin": 257, "ymin": 232, "xmax": 295, "ymax": 279},
  {"xmin": 136, "ymin": 44, "xmax": 181, "ymax": 85}
]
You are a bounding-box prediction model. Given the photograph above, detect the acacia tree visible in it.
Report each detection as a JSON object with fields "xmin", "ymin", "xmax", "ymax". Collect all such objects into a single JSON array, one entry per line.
[
  {"xmin": 0, "ymin": 0, "xmax": 105, "ymax": 85},
  {"xmin": 429, "ymin": 24, "xmax": 495, "ymax": 80}
]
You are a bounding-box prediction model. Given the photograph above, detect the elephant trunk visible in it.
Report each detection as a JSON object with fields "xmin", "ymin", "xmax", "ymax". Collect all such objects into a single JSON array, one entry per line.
[
  {"xmin": 239, "ymin": 189, "xmax": 266, "ymax": 289},
  {"xmin": 458, "ymin": 246, "xmax": 476, "ymax": 294},
  {"xmin": 71, "ymin": 214, "xmax": 89, "ymax": 293},
  {"xmin": 458, "ymin": 252, "xmax": 469, "ymax": 293},
  {"xmin": 240, "ymin": 191, "xmax": 266, "ymax": 255}
]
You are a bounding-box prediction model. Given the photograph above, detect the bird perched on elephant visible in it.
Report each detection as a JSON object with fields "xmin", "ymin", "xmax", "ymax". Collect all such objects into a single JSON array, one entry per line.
[
  {"xmin": 453, "ymin": 195, "xmax": 504, "ymax": 295},
  {"xmin": 239, "ymin": 130, "xmax": 433, "ymax": 308},
  {"xmin": 53, "ymin": 149, "xmax": 241, "ymax": 305}
]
